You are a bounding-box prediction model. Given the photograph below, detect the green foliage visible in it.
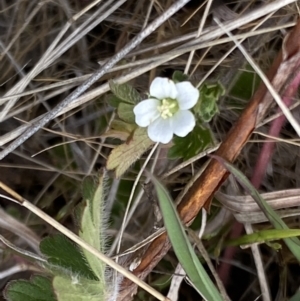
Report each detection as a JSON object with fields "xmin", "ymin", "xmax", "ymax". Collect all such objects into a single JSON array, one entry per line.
[
  {"xmin": 168, "ymin": 122, "xmax": 214, "ymax": 160},
  {"xmin": 226, "ymin": 64, "xmax": 260, "ymax": 113},
  {"xmin": 172, "ymin": 70, "xmax": 189, "ymax": 83},
  {"xmin": 78, "ymin": 173, "xmax": 107, "ymax": 281},
  {"xmin": 40, "ymin": 235, "xmax": 97, "ymax": 280},
  {"xmin": 109, "ymin": 80, "xmax": 141, "ymax": 105},
  {"xmin": 103, "ymin": 120, "xmax": 137, "ymax": 141},
  {"xmin": 106, "ymin": 81, "xmax": 156, "ymax": 177},
  {"xmin": 53, "ymin": 275, "xmax": 105, "ymax": 301},
  {"xmin": 117, "ymin": 103, "xmax": 135, "ymax": 124},
  {"xmin": 52, "ymin": 172, "xmax": 112, "ymax": 300},
  {"xmin": 110, "ymin": 120, "xmax": 136, "ymax": 134},
  {"xmin": 107, "ymin": 94, "xmax": 122, "ymax": 108},
  {"xmin": 194, "ymin": 82, "xmax": 224, "ymax": 122},
  {"xmin": 168, "ymin": 80, "xmax": 222, "ymax": 161},
  {"xmin": 108, "ymin": 81, "xmax": 140, "ymax": 126},
  {"xmin": 4, "ymin": 172, "xmax": 114, "ymax": 301},
  {"xmin": 226, "ymin": 229, "xmax": 300, "ymax": 247},
  {"xmin": 4, "ymin": 276, "xmax": 56, "ymax": 301},
  {"xmin": 109, "ymin": 179, "xmax": 133, "ymax": 225},
  {"xmin": 229, "ymin": 65, "xmax": 259, "ymax": 100},
  {"xmin": 152, "ymin": 176, "xmax": 223, "ymax": 301},
  {"xmin": 107, "ymin": 127, "xmax": 153, "ymax": 178}
]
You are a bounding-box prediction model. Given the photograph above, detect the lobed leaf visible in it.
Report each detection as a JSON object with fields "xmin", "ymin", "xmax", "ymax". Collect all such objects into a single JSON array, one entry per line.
[
  {"xmin": 53, "ymin": 275, "xmax": 107, "ymax": 301},
  {"xmin": 52, "ymin": 171, "xmax": 113, "ymax": 300},
  {"xmin": 4, "ymin": 172, "xmax": 114, "ymax": 301},
  {"xmin": 168, "ymin": 123, "xmax": 213, "ymax": 160},
  {"xmin": 102, "ymin": 120, "xmax": 137, "ymax": 141},
  {"xmin": 117, "ymin": 103, "xmax": 135, "ymax": 124},
  {"xmin": 194, "ymin": 82, "xmax": 224, "ymax": 122},
  {"xmin": 4, "ymin": 276, "xmax": 56, "ymax": 301},
  {"xmin": 107, "ymin": 127, "xmax": 153, "ymax": 178},
  {"xmin": 106, "ymin": 94, "xmax": 123, "ymax": 108},
  {"xmin": 109, "ymin": 81, "xmax": 141, "ymax": 105},
  {"xmin": 40, "ymin": 234, "xmax": 97, "ymax": 280}
]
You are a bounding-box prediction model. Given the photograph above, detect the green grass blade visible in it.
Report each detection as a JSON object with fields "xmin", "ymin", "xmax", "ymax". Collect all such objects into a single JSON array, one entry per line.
[
  {"xmin": 226, "ymin": 229, "xmax": 300, "ymax": 247},
  {"xmin": 213, "ymin": 155, "xmax": 300, "ymax": 261},
  {"xmin": 152, "ymin": 176, "xmax": 223, "ymax": 301}
]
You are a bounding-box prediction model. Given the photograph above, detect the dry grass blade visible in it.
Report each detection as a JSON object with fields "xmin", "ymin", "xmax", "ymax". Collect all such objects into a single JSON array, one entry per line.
[
  {"xmin": 0, "ymin": 1, "xmax": 295, "ymax": 149},
  {"xmin": 0, "ymin": 0, "xmax": 192, "ymax": 160},
  {"xmin": 217, "ymin": 189, "xmax": 300, "ymax": 224},
  {"xmin": 217, "ymin": 189, "xmax": 300, "ymax": 213},
  {"xmin": 0, "ymin": 206, "xmax": 40, "ymax": 253}
]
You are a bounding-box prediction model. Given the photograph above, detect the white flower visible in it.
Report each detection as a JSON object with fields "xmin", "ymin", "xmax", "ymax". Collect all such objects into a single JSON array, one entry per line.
[{"xmin": 133, "ymin": 77, "xmax": 199, "ymax": 144}]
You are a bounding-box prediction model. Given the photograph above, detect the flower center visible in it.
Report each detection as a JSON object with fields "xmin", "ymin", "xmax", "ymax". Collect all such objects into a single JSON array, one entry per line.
[{"xmin": 157, "ymin": 98, "xmax": 179, "ymax": 119}]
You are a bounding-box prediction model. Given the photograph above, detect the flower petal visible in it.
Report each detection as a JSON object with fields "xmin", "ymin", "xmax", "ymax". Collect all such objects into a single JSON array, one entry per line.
[
  {"xmin": 133, "ymin": 99, "xmax": 160, "ymax": 127},
  {"xmin": 150, "ymin": 77, "xmax": 177, "ymax": 99},
  {"xmin": 147, "ymin": 117, "xmax": 173, "ymax": 144},
  {"xmin": 172, "ymin": 110, "xmax": 195, "ymax": 137},
  {"xmin": 175, "ymin": 81, "xmax": 199, "ymax": 110}
]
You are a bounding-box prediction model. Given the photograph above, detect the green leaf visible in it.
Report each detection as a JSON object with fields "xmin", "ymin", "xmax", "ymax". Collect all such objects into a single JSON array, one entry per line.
[
  {"xmin": 102, "ymin": 120, "xmax": 137, "ymax": 141},
  {"xmin": 168, "ymin": 123, "xmax": 214, "ymax": 160},
  {"xmin": 53, "ymin": 275, "xmax": 107, "ymax": 301},
  {"xmin": 40, "ymin": 234, "xmax": 97, "ymax": 281},
  {"xmin": 152, "ymin": 176, "xmax": 222, "ymax": 301},
  {"xmin": 227, "ymin": 229, "xmax": 300, "ymax": 247},
  {"xmin": 81, "ymin": 176, "xmax": 97, "ymax": 203},
  {"xmin": 78, "ymin": 172, "xmax": 107, "ymax": 281},
  {"xmin": 226, "ymin": 65, "xmax": 260, "ymax": 113},
  {"xmin": 109, "ymin": 81, "xmax": 141, "ymax": 105},
  {"xmin": 194, "ymin": 82, "xmax": 224, "ymax": 122},
  {"xmin": 6, "ymin": 172, "xmax": 114, "ymax": 301},
  {"xmin": 107, "ymin": 127, "xmax": 154, "ymax": 178},
  {"xmin": 110, "ymin": 120, "xmax": 136, "ymax": 133},
  {"xmin": 110, "ymin": 120, "xmax": 136, "ymax": 134},
  {"xmin": 49, "ymin": 172, "xmax": 113, "ymax": 301},
  {"xmin": 172, "ymin": 70, "xmax": 189, "ymax": 83},
  {"xmin": 214, "ymin": 156, "xmax": 300, "ymax": 262},
  {"xmin": 229, "ymin": 64, "xmax": 260, "ymax": 100},
  {"xmin": 117, "ymin": 103, "xmax": 135, "ymax": 123},
  {"xmin": 4, "ymin": 276, "xmax": 56, "ymax": 301},
  {"xmin": 106, "ymin": 94, "xmax": 123, "ymax": 108}
]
